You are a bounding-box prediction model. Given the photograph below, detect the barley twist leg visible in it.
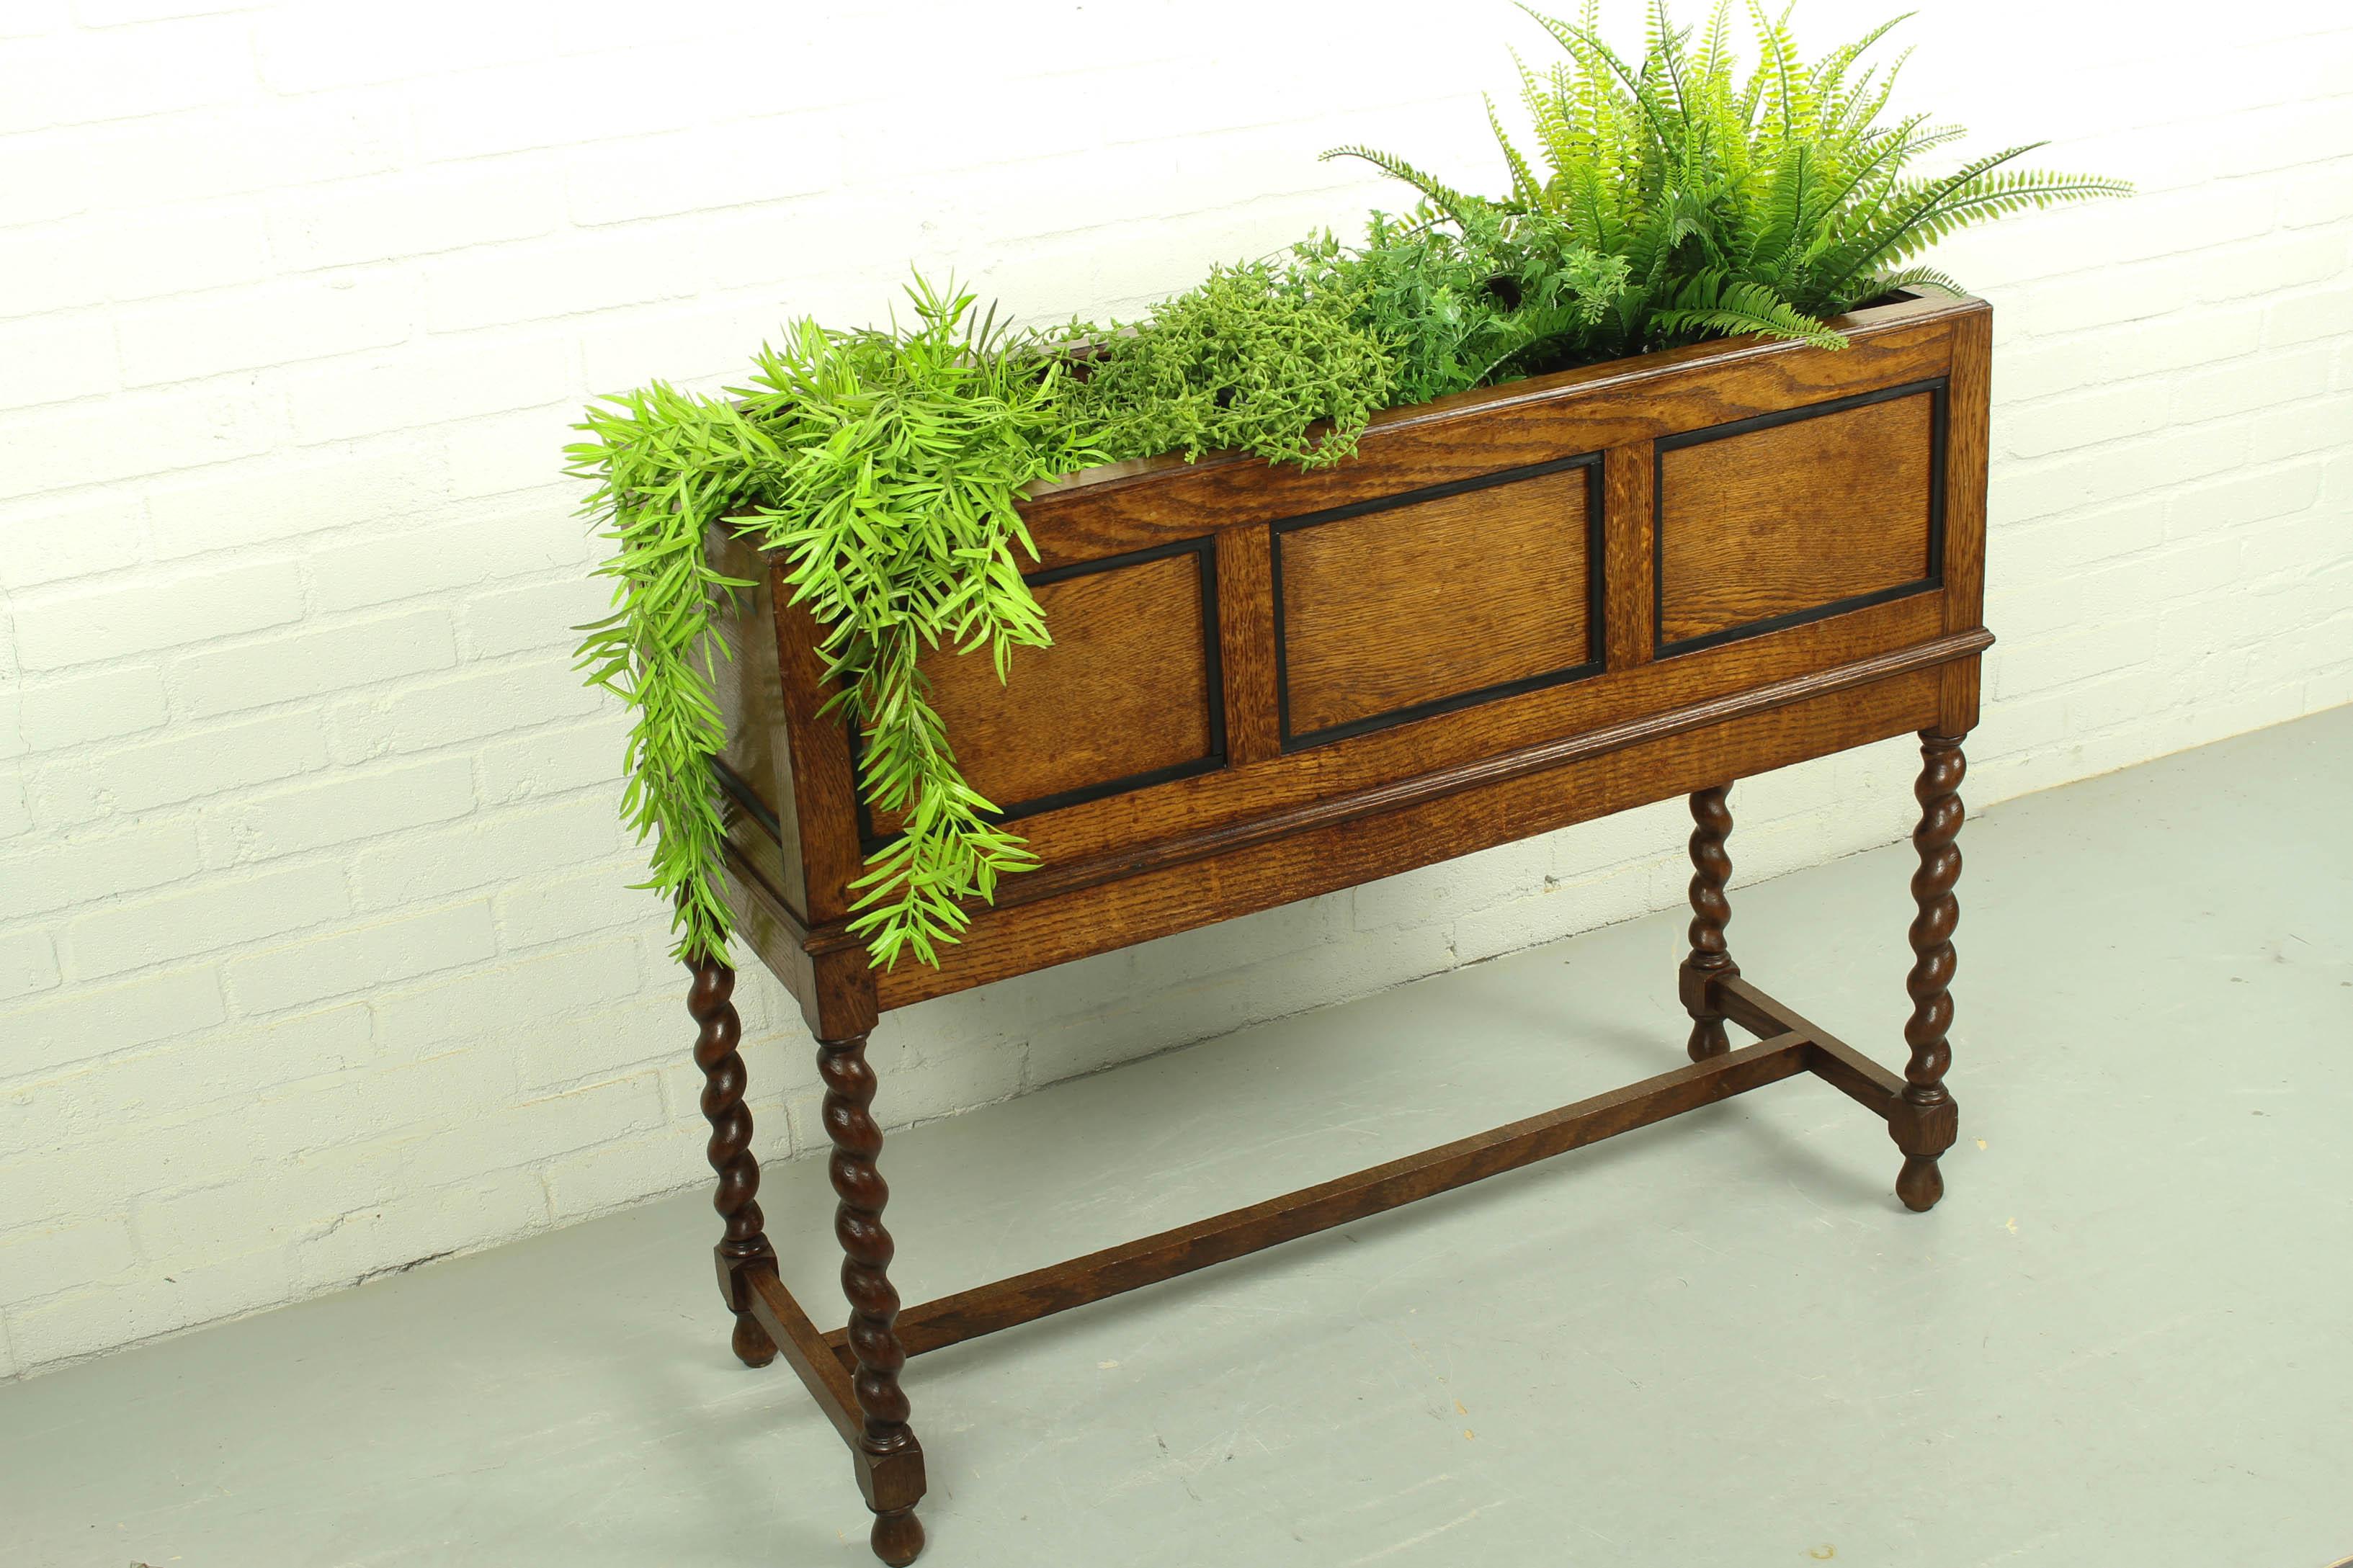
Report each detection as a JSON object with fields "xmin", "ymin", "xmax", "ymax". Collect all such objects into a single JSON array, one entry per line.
[
  {"xmin": 818, "ymin": 1028, "xmax": 925, "ymax": 1564},
  {"xmin": 1679, "ymin": 784, "xmax": 1739, "ymax": 1062},
  {"xmin": 1892, "ymin": 733, "xmax": 1966, "ymax": 1211},
  {"xmin": 689, "ymin": 959, "xmax": 777, "ymax": 1368}
]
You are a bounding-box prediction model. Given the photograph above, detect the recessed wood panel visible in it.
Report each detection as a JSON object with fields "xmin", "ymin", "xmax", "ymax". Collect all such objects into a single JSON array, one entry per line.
[
  {"xmin": 1658, "ymin": 384, "xmax": 1942, "ymax": 655},
  {"xmin": 1275, "ymin": 459, "xmax": 1599, "ymax": 746},
  {"xmin": 904, "ymin": 539, "xmax": 1221, "ymax": 820}
]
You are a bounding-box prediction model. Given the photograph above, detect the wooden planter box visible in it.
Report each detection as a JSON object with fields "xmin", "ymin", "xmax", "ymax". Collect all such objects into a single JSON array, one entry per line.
[{"xmin": 692, "ymin": 287, "xmax": 1991, "ymax": 1563}]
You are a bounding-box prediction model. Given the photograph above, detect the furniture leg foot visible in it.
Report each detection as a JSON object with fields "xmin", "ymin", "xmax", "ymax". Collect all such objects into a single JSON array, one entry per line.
[
  {"xmin": 689, "ymin": 958, "xmax": 781, "ymax": 1364},
  {"xmin": 1679, "ymin": 784, "xmax": 1738, "ymax": 1062},
  {"xmin": 821, "ymin": 1025, "xmax": 929, "ymax": 1558},
  {"xmin": 728, "ymin": 1312, "xmax": 777, "ymax": 1368},
  {"xmin": 1891, "ymin": 732, "xmax": 1965, "ymax": 1211},
  {"xmin": 1895, "ymin": 1153, "xmax": 1944, "ymax": 1213},
  {"xmin": 869, "ymin": 1506, "xmax": 924, "ymax": 1566}
]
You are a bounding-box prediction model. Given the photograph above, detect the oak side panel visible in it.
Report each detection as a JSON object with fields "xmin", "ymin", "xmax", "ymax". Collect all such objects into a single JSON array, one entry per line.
[
  {"xmin": 879, "ymin": 667, "xmax": 1942, "ymax": 1007},
  {"xmin": 710, "ymin": 532, "xmax": 807, "ymax": 913},
  {"xmin": 772, "ymin": 575, "xmax": 866, "ymax": 926},
  {"xmin": 912, "ymin": 546, "xmax": 1218, "ymax": 817},
  {"xmin": 1277, "ymin": 464, "xmax": 1594, "ymax": 741},
  {"xmin": 1215, "ymin": 525, "xmax": 1282, "ymax": 764},
  {"xmin": 1941, "ymin": 305, "xmax": 1992, "ymax": 637},
  {"xmin": 1658, "ymin": 390, "xmax": 1936, "ymax": 648},
  {"xmin": 1940, "ymin": 306, "xmax": 1993, "ymax": 734}
]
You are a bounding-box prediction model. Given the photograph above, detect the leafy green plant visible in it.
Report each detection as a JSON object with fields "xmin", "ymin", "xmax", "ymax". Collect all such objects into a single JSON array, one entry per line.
[
  {"xmin": 1068, "ymin": 257, "xmax": 1398, "ymax": 469},
  {"xmin": 1327, "ymin": 1, "xmax": 2129, "ymax": 356},
  {"xmin": 571, "ymin": 277, "xmax": 1097, "ymax": 969}
]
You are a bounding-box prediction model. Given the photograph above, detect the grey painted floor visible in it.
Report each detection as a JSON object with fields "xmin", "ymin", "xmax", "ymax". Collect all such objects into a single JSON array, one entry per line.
[{"xmin": 6, "ymin": 709, "xmax": 2351, "ymax": 1568}]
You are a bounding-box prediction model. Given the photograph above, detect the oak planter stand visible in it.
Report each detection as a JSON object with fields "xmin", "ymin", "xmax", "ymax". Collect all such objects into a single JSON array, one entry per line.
[{"xmin": 695, "ymin": 289, "xmax": 1990, "ymax": 1562}]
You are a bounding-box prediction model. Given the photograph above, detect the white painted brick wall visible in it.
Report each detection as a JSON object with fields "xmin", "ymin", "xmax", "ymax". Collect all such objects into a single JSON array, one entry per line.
[{"xmin": 2, "ymin": 0, "xmax": 2349, "ymax": 1378}]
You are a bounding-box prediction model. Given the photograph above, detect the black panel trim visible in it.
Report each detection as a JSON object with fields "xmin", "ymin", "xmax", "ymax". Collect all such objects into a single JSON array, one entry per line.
[
  {"xmin": 1270, "ymin": 452, "xmax": 1607, "ymax": 753},
  {"xmin": 710, "ymin": 756, "xmax": 782, "ymax": 843},
  {"xmin": 1653, "ymin": 377, "xmax": 1950, "ymax": 660},
  {"xmin": 852, "ymin": 533, "xmax": 1225, "ymax": 852}
]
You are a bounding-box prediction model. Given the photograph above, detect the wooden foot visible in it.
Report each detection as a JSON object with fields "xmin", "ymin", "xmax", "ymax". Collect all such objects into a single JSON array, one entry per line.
[
  {"xmin": 1890, "ymin": 733, "xmax": 1965, "ymax": 1211},
  {"xmin": 1679, "ymin": 784, "xmax": 1738, "ymax": 1062},
  {"xmin": 870, "ymin": 1508, "xmax": 924, "ymax": 1567},
  {"xmin": 818, "ymin": 1026, "xmax": 927, "ymax": 1562},
  {"xmin": 688, "ymin": 959, "xmax": 778, "ymax": 1367}
]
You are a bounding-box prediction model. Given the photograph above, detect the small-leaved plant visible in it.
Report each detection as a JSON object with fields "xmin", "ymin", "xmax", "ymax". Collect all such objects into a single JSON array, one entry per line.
[{"xmin": 1068, "ymin": 257, "xmax": 1398, "ymax": 469}]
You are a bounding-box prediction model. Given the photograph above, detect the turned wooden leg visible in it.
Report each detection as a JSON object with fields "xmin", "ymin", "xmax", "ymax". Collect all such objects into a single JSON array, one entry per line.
[
  {"xmin": 1890, "ymin": 733, "xmax": 1965, "ymax": 1212},
  {"xmin": 818, "ymin": 1028, "xmax": 927, "ymax": 1566},
  {"xmin": 689, "ymin": 959, "xmax": 778, "ymax": 1368},
  {"xmin": 1679, "ymin": 784, "xmax": 1738, "ymax": 1063}
]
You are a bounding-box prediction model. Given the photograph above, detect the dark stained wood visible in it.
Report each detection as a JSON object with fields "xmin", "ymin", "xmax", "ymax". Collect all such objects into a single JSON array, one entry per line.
[
  {"xmin": 710, "ymin": 534, "xmax": 807, "ymax": 912},
  {"xmin": 771, "ymin": 580, "xmax": 866, "ymax": 929},
  {"xmin": 862, "ymin": 1029, "xmax": 1815, "ymax": 1358},
  {"xmin": 1215, "ymin": 524, "xmax": 1282, "ymax": 763},
  {"xmin": 1602, "ymin": 442, "xmax": 1655, "ymax": 671},
  {"xmin": 689, "ymin": 289, "xmax": 1994, "ymax": 1565},
  {"xmin": 1708, "ymin": 974, "xmax": 1903, "ymax": 1114},
  {"xmin": 745, "ymin": 1268, "xmax": 861, "ymax": 1448},
  {"xmin": 1938, "ymin": 305, "xmax": 1993, "ymax": 737},
  {"xmin": 1941, "ymin": 306, "xmax": 1993, "ymax": 639},
  {"xmin": 905, "ymin": 545, "xmax": 1215, "ymax": 817},
  {"xmin": 1890, "ymin": 731, "xmax": 1967, "ymax": 1211},
  {"xmin": 687, "ymin": 960, "xmax": 777, "ymax": 1368},
  {"xmin": 1679, "ymin": 786, "xmax": 1737, "ymax": 1062},
  {"xmin": 1658, "ymin": 389, "xmax": 1937, "ymax": 648},
  {"xmin": 816, "ymin": 1025, "xmax": 927, "ymax": 1563},
  {"xmin": 1276, "ymin": 462, "xmax": 1594, "ymax": 740}
]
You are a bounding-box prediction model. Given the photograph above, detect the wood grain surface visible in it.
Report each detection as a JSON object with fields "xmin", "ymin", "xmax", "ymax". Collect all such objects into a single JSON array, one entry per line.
[
  {"xmin": 1277, "ymin": 463, "xmax": 1594, "ymax": 740},
  {"xmin": 1659, "ymin": 389, "xmax": 1936, "ymax": 648},
  {"xmin": 903, "ymin": 545, "xmax": 1216, "ymax": 817}
]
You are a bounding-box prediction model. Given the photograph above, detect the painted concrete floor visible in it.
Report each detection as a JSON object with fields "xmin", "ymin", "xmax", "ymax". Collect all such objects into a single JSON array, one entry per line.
[{"xmin": 5, "ymin": 709, "xmax": 2351, "ymax": 1568}]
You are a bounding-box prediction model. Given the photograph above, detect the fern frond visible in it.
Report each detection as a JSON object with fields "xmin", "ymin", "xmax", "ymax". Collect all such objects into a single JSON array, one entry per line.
[
  {"xmin": 1861, "ymin": 263, "xmax": 1965, "ymax": 301},
  {"xmin": 1321, "ymin": 145, "xmax": 1489, "ymax": 230},
  {"xmin": 1485, "ymin": 93, "xmax": 1547, "ymax": 207},
  {"xmin": 1654, "ymin": 271, "xmax": 1848, "ymax": 347}
]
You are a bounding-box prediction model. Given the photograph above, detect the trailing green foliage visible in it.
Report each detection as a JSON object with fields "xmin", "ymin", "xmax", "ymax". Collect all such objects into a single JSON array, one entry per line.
[
  {"xmin": 1067, "ymin": 257, "xmax": 1398, "ymax": 469},
  {"xmin": 571, "ymin": 278, "xmax": 1097, "ymax": 969},
  {"xmin": 571, "ymin": 387, "xmax": 767, "ymax": 966},
  {"xmin": 574, "ymin": 3, "xmax": 2124, "ymax": 972},
  {"xmin": 740, "ymin": 284, "xmax": 1099, "ymax": 969},
  {"xmin": 1327, "ymin": 1, "xmax": 2130, "ymax": 356}
]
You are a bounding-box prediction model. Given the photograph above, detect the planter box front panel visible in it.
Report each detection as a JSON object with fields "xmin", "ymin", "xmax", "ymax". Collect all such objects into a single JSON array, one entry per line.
[
  {"xmin": 1274, "ymin": 456, "xmax": 1600, "ymax": 747},
  {"xmin": 893, "ymin": 537, "xmax": 1223, "ymax": 828},
  {"xmin": 1657, "ymin": 381, "xmax": 1944, "ymax": 655},
  {"xmin": 716, "ymin": 292, "xmax": 1991, "ymax": 1009}
]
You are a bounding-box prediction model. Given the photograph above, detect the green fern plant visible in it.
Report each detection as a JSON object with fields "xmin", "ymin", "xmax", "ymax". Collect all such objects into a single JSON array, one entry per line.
[{"xmin": 1327, "ymin": 1, "xmax": 2129, "ymax": 356}]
